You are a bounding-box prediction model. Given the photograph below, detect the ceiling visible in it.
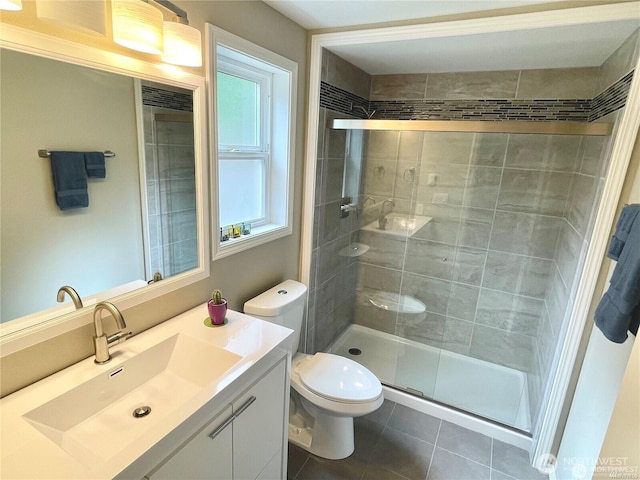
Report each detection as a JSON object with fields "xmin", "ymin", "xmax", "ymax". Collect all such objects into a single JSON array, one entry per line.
[{"xmin": 263, "ymin": 1, "xmax": 640, "ymax": 74}]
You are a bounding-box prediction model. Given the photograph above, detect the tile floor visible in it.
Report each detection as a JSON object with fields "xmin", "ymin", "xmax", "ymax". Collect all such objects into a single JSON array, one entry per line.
[{"xmin": 287, "ymin": 401, "xmax": 548, "ymax": 480}]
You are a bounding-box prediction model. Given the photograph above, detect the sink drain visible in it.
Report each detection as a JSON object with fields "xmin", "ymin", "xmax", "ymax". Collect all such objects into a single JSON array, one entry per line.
[
  {"xmin": 348, "ymin": 347, "xmax": 362, "ymax": 356},
  {"xmin": 133, "ymin": 406, "xmax": 152, "ymax": 418}
]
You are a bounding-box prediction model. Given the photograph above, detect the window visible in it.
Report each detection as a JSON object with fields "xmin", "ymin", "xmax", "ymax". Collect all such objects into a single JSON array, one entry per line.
[{"xmin": 207, "ymin": 25, "xmax": 297, "ymax": 259}]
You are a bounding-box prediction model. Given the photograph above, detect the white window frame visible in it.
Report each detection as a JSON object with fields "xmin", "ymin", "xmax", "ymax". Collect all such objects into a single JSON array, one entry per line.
[{"xmin": 206, "ymin": 24, "xmax": 297, "ymax": 260}]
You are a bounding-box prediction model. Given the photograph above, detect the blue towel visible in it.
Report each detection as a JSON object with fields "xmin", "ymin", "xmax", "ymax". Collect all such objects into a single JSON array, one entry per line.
[
  {"xmin": 49, "ymin": 151, "xmax": 89, "ymax": 210},
  {"xmin": 84, "ymin": 152, "xmax": 106, "ymax": 178},
  {"xmin": 595, "ymin": 204, "xmax": 640, "ymax": 343},
  {"xmin": 608, "ymin": 204, "xmax": 640, "ymax": 260}
]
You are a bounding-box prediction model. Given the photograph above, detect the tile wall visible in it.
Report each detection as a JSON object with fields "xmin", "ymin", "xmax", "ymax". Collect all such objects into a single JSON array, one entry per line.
[{"xmin": 143, "ymin": 85, "xmax": 198, "ymax": 279}]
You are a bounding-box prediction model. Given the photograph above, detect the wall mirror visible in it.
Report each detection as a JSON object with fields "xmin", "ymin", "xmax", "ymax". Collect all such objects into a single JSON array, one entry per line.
[{"xmin": 0, "ymin": 25, "xmax": 209, "ymax": 354}]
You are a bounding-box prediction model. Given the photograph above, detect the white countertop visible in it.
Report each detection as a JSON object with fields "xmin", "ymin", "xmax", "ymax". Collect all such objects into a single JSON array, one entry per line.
[{"xmin": 0, "ymin": 304, "xmax": 293, "ymax": 479}]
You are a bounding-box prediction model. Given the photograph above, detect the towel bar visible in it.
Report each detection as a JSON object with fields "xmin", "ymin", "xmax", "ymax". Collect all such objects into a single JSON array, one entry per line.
[{"xmin": 38, "ymin": 149, "xmax": 116, "ymax": 158}]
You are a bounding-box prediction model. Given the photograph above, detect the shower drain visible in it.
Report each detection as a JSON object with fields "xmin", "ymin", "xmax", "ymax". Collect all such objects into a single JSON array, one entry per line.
[{"xmin": 348, "ymin": 347, "xmax": 362, "ymax": 356}]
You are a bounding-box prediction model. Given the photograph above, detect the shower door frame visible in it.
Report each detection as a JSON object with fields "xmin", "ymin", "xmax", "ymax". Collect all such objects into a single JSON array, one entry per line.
[{"xmin": 299, "ymin": 2, "xmax": 640, "ymax": 464}]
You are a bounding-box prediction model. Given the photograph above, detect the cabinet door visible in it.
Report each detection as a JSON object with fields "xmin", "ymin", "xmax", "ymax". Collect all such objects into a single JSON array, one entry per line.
[
  {"xmin": 232, "ymin": 359, "xmax": 286, "ymax": 480},
  {"xmin": 148, "ymin": 405, "xmax": 233, "ymax": 480}
]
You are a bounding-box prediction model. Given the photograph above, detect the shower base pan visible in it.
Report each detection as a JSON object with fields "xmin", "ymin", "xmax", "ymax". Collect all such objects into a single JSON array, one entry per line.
[{"xmin": 329, "ymin": 324, "xmax": 531, "ymax": 432}]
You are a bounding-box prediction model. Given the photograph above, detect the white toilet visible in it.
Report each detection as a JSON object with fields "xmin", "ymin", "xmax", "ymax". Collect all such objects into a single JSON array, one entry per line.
[{"xmin": 244, "ymin": 279, "xmax": 383, "ymax": 460}]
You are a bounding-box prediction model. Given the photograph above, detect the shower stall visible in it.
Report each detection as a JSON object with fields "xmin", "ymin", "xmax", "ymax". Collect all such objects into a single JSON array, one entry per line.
[{"xmin": 304, "ymin": 25, "xmax": 638, "ymax": 446}]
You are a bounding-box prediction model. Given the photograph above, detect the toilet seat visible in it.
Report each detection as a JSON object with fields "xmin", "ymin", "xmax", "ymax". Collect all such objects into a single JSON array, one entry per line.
[{"xmin": 295, "ymin": 353, "xmax": 381, "ymax": 404}]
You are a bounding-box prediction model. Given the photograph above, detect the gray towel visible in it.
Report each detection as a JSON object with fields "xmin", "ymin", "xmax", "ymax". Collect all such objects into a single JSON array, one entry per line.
[
  {"xmin": 84, "ymin": 151, "xmax": 106, "ymax": 178},
  {"xmin": 595, "ymin": 204, "xmax": 640, "ymax": 343},
  {"xmin": 49, "ymin": 151, "xmax": 89, "ymax": 210},
  {"xmin": 608, "ymin": 204, "xmax": 640, "ymax": 260}
]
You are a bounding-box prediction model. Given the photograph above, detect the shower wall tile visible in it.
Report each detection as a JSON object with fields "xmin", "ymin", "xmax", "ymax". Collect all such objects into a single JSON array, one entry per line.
[
  {"xmin": 475, "ymin": 289, "xmax": 543, "ymax": 337},
  {"xmin": 578, "ymin": 135, "xmax": 608, "ymax": 177},
  {"xmin": 318, "ymin": 200, "xmax": 342, "ymax": 244},
  {"xmin": 566, "ymin": 173, "xmax": 598, "ymax": 237},
  {"xmin": 597, "ymin": 27, "xmax": 639, "ymax": 93},
  {"xmin": 497, "ymin": 169, "xmax": 573, "ymax": 216},
  {"xmin": 354, "ymin": 289, "xmax": 398, "ymax": 334},
  {"xmin": 446, "ymin": 283, "xmax": 480, "ymax": 321},
  {"xmin": 422, "ymin": 132, "xmax": 474, "ymax": 165},
  {"xmin": 545, "ymin": 266, "xmax": 570, "ymax": 339},
  {"xmin": 555, "ymin": 221, "xmax": 585, "ymax": 290},
  {"xmin": 505, "ymin": 135, "xmax": 581, "ymax": 172},
  {"xmin": 363, "ymin": 158, "xmax": 397, "ymax": 197},
  {"xmin": 470, "ymin": 133, "xmax": 508, "ymax": 167},
  {"xmin": 367, "ymin": 130, "xmax": 400, "ymax": 160},
  {"xmin": 317, "ymin": 235, "xmax": 350, "ymax": 285},
  {"xmin": 463, "ymin": 166, "xmax": 502, "ymax": 210},
  {"xmin": 483, "ymin": 252, "xmax": 553, "ymax": 299},
  {"xmin": 393, "ymin": 159, "xmax": 420, "ymax": 201},
  {"xmin": 357, "ymin": 230, "xmax": 408, "ymax": 270},
  {"xmin": 370, "ymin": 74, "xmax": 427, "ymax": 100},
  {"xmin": 357, "ymin": 262, "xmax": 402, "ymax": 291},
  {"xmin": 417, "ymin": 163, "xmax": 470, "ymax": 206},
  {"xmin": 537, "ymin": 308, "xmax": 557, "ymax": 380},
  {"xmin": 401, "ymin": 273, "xmax": 452, "ymax": 316},
  {"xmin": 425, "ymin": 71, "xmax": 519, "ymax": 99},
  {"xmin": 470, "ymin": 324, "xmax": 535, "ymax": 372},
  {"xmin": 516, "ymin": 67, "xmax": 599, "ymax": 99},
  {"xmin": 397, "ymin": 131, "xmax": 424, "ymax": 161},
  {"xmin": 452, "ymin": 246, "xmax": 486, "ymax": 286},
  {"xmin": 458, "ymin": 207, "xmax": 494, "ymax": 249},
  {"xmin": 396, "ymin": 311, "xmax": 446, "ymax": 346},
  {"xmin": 324, "ymin": 49, "xmax": 372, "ymax": 99},
  {"xmin": 405, "ymin": 239, "xmax": 455, "ymax": 280},
  {"xmin": 415, "ymin": 204, "xmax": 462, "ymax": 245},
  {"xmin": 490, "ymin": 211, "xmax": 563, "ymax": 259},
  {"xmin": 309, "ymin": 248, "xmax": 318, "ymax": 291},
  {"xmin": 155, "ymin": 120, "xmax": 194, "ymax": 146}
]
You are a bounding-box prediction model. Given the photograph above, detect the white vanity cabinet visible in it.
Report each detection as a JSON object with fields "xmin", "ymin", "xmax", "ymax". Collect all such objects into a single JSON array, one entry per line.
[{"xmin": 144, "ymin": 357, "xmax": 288, "ymax": 480}]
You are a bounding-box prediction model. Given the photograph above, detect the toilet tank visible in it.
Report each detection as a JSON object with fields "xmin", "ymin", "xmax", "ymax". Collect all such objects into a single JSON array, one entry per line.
[{"xmin": 244, "ymin": 280, "xmax": 307, "ymax": 353}]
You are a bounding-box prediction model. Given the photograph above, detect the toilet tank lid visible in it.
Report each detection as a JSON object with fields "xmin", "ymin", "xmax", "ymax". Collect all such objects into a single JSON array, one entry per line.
[{"xmin": 244, "ymin": 279, "xmax": 308, "ymax": 317}]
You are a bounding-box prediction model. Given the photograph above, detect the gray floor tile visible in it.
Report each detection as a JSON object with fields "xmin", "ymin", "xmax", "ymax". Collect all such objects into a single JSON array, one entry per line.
[
  {"xmin": 436, "ymin": 421, "xmax": 492, "ymax": 466},
  {"xmin": 362, "ymin": 465, "xmax": 411, "ymax": 480},
  {"xmin": 427, "ymin": 447, "xmax": 491, "ymax": 480},
  {"xmin": 492, "ymin": 440, "xmax": 548, "ymax": 480},
  {"xmin": 369, "ymin": 427, "xmax": 435, "ymax": 480},
  {"xmin": 296, "ymin": 456, "xmax": 365, "ymax": 480},
  {"xmin": 491, "ymin": 469, "xmax": 519, "ymax": 480},
  {"xmin": 288, "ymin": 444, "xmax": 310, "ymax": 479},
  {"xmin": 387, "ymin": 403, "xmax": 441, "ymax": 444}
]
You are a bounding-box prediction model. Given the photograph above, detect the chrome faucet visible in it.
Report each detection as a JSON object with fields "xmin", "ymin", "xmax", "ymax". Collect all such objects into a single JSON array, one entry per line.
[
  {"xmin": 93, "ymin": 302, "xmax": 131, "ymax": 364},
  {"xmin": 378, "ymin": 199, "xmax": 395, "ymax": 230},
  {"xmin": 57, "ymin": 285, "xmax": 83, "ymax": 310}
]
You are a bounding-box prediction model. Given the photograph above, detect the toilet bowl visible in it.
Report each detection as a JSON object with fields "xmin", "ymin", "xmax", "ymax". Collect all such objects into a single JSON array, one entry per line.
[{"xmin": 244, "ymin": 280, "xmax": 383, "ymax": 460}]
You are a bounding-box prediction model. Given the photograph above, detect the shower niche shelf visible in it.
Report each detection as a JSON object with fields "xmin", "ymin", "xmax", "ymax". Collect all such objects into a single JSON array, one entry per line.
[
  {"xmin": 369, "ymin": 291, "xmax": 426, "ymax": 314},
  {"xmin": 361, "ymin": 214, "xmax": 432, "ymax": 238}
]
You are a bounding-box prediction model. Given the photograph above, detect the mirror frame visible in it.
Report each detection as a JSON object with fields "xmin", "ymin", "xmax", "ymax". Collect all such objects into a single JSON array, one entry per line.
[{"xmin": 0, "ymin": 24, "xmax": 210, "ymax": 356}]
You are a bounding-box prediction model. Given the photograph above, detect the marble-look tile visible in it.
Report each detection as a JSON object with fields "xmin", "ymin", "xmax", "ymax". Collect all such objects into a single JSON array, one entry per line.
[
  {"xmin": 357, "ymin": 230, "xmax": 408, "ymax": 270},
  {"xmin": 458, "ymin": 207, "xmax": 494, "ymax": 249},
  {"xmin": 555, "ymin": 221, "xmax": 585, "ymax": 291},
  {"xmin": 314, "ymin": 157, "xmax": 324, "ymax": 207},
  {"xmin": 497, "ymin": 169, "xmax": 573, "ymax": 216},
  {"xmin": 317, "ymin": 236, "xmax": 350, "ymax": 285},
  {"xmin": 545, "ymin": 265, "xmax": 569, "ymax": 339},
  {"xmin": 483, "ymin": 251, "xmax": 553, "ymax": 299},
  {"xmin": 475, "ymin": 289, "xmax": 544, "ymax": 336},
  {"xmin": 440, "ymin": 317, "xmax": 474, "ymax": 355},
  {"xmin": 537, "ymin": 308, "xmax": 558, "ymax": 383},
  {"xmin": 452, "ymin": 246, "xmax": 486, "ymax": 286},
  {"xmin": 396, "ymin": 312, "xmax": 472, "ymax": 356},
  {"xmin": 325, "ymin": 49, "xmax": 372, "ymax": 99},
  {"xmin": 447, "ymin": 283, "xmax": 480, "ymax": 321},
  {"xmin": 398, "ymin": 131, "xmax": 425, "ymax": 161},
  {"xmin": 369, "ymin": 427, "xmax": 435, "ymax": 480},
  {"xmin": 598, "ymin": 27, "xmax": 639, "ymax": 92},
  {"xmin": 318, "ymin": 200, "xmax": 342, "ymax": 244},
  {"xmin": 516, "ymin": 67, "xmax": 598, "ymax": 99},
  {"xmin": 436, "ymin": 421, "xmax": 492, "ymax": 466},
  {"xmin": 578, "ymin": 135, "xmax": 608, "ymax": 177},
  {"xmin": 367, "ymin": 130, "xmax": 400, "ymax": 161},
  {"xmin": 363, "ymin": 158, "xmax": 397, "ymax": 198},
  {"xmin": 492, "ymin": 440, "xmax": 548, "ymax": 480},
  {"xmin": 405, "ymin": 238, "xmax": 455, "ymax": 280},
  {"xmin": 490, "ymin": 211, "xmax": 563, "ymax": 259},
  {"xmin": 370, "ymin": 74, "xmax": 428, "ymax": 100},
  {"xmin": 427, "ymin": 447, "xmax": 491, "ymax": 480},
  {"xmin": 357, "ymin": 262, "xmax": 402, "ymax": 291},
  {"xmin": 425, "ymin": 71, "xmax": 519, "ymax": 99},
  {"xmin": 353, "ymin": 295, "xmax": 398, "ymax": 334},
  {"xmin": 156, "ymin": 118, "xmax": 194, "ymax": 146},
  {"xmin": 415, "ymin": 204, "xmax": 462, "ymax": 245},
  {"xmin": 463, "ymin": 166, "xmax": 502, "ymax": 210},
  {"xmin": 505, "ymin": 135, "xmax": 581, "ymax": 172},
  {"xmin": 315, "ymin": 278, "xmax": 337, "ymax": 315},
  {"xmin": 394, "ymin": 159, "xmax": 420, "ymax": 201},
  {"xmin": 401, "ymin": 273, "xmax": 452, "ymax": 316},
  {"xmin": 417, "ymin": 163, "xmax": 469, "ymax": 206},
  {"xmin": 566, "ymin": 173, "xmax": 599, "ymax": 237},
  {"xmin": 471, "ymin": 133, "xmax": 508, "ymax": 167},
  {"xmin": 324, "ymin": 156, "xmax": 345, "ymax": 203},
  {"xmin": 470, "ymin": 324, "xmax": 535, "ymax": 372},
  {"xmin": 396, "ymin": 311, "xmax": 446, "ymax": 349},
  {"xmin": 421, "ymin": 132, "xmax": 475, "ymax": 165}
]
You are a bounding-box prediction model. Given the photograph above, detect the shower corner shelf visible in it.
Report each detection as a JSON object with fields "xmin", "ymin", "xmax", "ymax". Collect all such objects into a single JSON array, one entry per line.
[
  {"xmin": 369, "ymin": 291, "xmax": 426, "ymax": 314},
  {"xmin": 361, "ymin": 214, "xmax": 432, "ymax": 238},
  {"xmin": 339, "ymin": 242, "xmax": 370, "ymax": 257}
]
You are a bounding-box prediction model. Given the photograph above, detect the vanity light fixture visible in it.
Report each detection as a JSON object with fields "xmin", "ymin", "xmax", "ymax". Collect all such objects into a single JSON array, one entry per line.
[
  {"xmin": 35, "ymin": 0, "xmax": 107, "ymax": 36},
  {"xmin": 162, "ymin": 16, "xmax": 202, "ymax": 67},
  {"xmin": 0, "ymin": 0, "xmax": 22, "ymax": 11},
  {"xmin": 112, "ymin": 0, "xmax": 164, "ymax": 55}
]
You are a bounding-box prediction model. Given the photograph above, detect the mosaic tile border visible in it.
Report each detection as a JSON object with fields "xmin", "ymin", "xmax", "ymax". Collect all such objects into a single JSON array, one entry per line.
[
  {"xmin": 320, "ymin": 71, "xmax": 633, "ymax": 122},
  {"xmin": 142, "ymin": 85, "xmax": 193, "ymax": 112}
]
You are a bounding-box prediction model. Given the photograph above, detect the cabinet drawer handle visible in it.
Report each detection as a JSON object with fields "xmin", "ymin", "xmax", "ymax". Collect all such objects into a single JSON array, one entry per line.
[
  {"xmin": 208, "ymin": 415, "xmax": 234, "ymax": 440},
  {"xmin": 234, "ymin": 396, "xmax": 256, "ymax": 418}
]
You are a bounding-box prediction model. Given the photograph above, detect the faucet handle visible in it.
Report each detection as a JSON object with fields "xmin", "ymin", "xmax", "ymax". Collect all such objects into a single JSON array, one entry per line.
[{"xmin": 107, "ymin": 331, "xmax": 132, "ymax": 345}]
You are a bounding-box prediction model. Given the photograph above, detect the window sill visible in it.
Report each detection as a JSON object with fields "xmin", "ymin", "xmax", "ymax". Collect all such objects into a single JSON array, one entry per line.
[{"xmin": 213, "ymin": 223, "xmax": 292, "ymax": 260}]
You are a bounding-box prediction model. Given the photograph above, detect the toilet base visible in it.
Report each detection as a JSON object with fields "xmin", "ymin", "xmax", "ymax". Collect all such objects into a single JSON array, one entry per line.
[{"xmin": 288, "ymin": 404, "xmax": 355, "ymax": 460}]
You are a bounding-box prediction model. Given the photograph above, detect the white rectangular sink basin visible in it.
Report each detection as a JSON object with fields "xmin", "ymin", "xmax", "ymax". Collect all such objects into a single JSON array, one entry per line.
[
  {"xmin": 23, "ymin": 333, "xmax": 242, "ymax": 465},
  {"xmin": 361, "ymin": 213, "xmax": 432, "ymax": 237}
]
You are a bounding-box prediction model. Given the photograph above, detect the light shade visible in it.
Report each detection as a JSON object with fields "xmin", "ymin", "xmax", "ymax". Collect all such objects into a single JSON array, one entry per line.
[
  {"xmin": 112, "ymin": 0, "xmax": 164, "ymax": 55},
  {"xmin": 162, "ymin": 20, "xmax": 202, "ymax": 67},
  {"xmin": 36, "ymin": 0, "xmax": 106, "ymax": 36},
  {"xmin": 0, "ymin": 0, "xmax": 22, "ymax": 11}
]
